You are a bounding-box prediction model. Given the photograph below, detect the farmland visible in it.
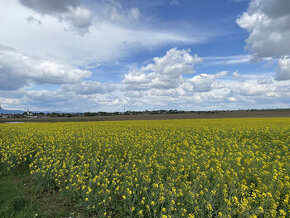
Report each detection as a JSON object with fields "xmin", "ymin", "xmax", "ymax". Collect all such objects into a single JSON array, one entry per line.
[{"xmin": 0, "ymin": 118, "xmax": 289, "ymax": 217}]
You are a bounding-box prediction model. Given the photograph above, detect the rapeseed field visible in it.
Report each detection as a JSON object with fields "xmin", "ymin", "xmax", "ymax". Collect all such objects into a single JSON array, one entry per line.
[{"xmin": 0, "ymin": 118, "xmax": 289, "ymax": 217}]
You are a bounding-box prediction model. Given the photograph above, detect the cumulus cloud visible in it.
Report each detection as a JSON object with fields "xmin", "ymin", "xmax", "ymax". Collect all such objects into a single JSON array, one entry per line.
[
  {"xmin": 120, "ymin": 48, "xmax": 233, "ymax": 110},
  {"xmin": 237, "ymin": 0, "xmax": 290, "ymax": 81},
  {"xmin": 123, "ymin": 48, "xmax": 203, "ymax": 91},
  {"xmin": 0, "ymin": 46, "xmax": 91, "ymax": 90},
  {"xmin": 236, "ymin": 0, "xmax": 290, "ymax": 59},
  {"xmin": 122, "ymin": 48, "xmax": 230, "ymax": 103},
  {"xmin": 4, "ymin": 71, "xmax": 288, "ymax": 112},
  {"xmin": 189, "ymin": 71, "xmax": 227, "ymax": 92},
  {"xmin": 18, "ymin": 0, "xmax": 92, "ymax": 34},
  {"xmin": 1, "ymin": 46, "xmax": 289, "ymax": 112}
]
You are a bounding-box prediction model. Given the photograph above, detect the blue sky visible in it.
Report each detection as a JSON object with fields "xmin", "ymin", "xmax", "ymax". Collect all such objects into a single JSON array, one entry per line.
[{"xmin": 0, "ymin": 0, "xmax": 289, "ymax": 112}]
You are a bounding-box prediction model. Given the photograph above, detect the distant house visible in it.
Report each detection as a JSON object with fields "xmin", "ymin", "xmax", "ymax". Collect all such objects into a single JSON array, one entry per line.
[
  {"xmin": 26, "ymin": 110, "xmax": 33, "ymax": 116},
  {"xmin": 0, "ymin": 114, "xmax": 8, "ymax": 119}
]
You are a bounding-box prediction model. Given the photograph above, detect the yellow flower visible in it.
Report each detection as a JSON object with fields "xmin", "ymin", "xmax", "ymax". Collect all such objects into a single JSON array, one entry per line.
[
  {"xmin": 0, "ymin": 118, "xmax": 288, "ymax": 218},
  {"xmin": 279, "ymin": 209, "xmax": 286, "ymax": 217},
  {"xmin": 207, "ymin": 203, "xmax": 213, "ymax": 211}
]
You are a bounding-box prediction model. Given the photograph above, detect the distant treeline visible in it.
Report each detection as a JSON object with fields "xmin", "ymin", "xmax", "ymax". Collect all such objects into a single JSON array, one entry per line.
[{"xmin": 1, "ymin": 108, "xmax": 289, "ymax": 118}]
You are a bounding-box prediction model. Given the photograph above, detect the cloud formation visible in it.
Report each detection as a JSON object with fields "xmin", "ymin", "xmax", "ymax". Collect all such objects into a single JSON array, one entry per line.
[
  {"xmin": 62, "ymin": 81, "xmax": 116, "ymax": 95},
  {"xmin": 100, "ymin": 1, "xmax": 141, "ymax": 24},
  {"xmin": 236, "ymin": 0, "xmax": 290, "ymax": 59},
  {"xmin": 0, "ymin": 46, "xmax": 91, "ymax": 90},
  {"xmin": 0, "ymin": 48, "xmax": 289, "ymax": 112},
  {"xmin": 237, "ymin": 0, "xmax": 290, "ymax": 81},
  {"xmin": 120, "ymin": 49, "xmax": 234, "ymax": 109},
  {"xmin": 18, "ymin": 0, "xmax": 92, "ymax": 33},
  {"xmin": 123, "ymin": 48, "xmax": 203, "ymax": 91},
  {"xmin": 0, "ymin": 0, "xmax": 197, "ymax": 68},
  {"xmin": 189, "ymin": 71, "xmax": 227, "ymax": 92},
  {"xmin": 0, "ymin": 1, "xmax": 289, "ymax": 111},
  {"xmin": 276, "ymin": 57, "xmax": 290, "ymax": 81}
]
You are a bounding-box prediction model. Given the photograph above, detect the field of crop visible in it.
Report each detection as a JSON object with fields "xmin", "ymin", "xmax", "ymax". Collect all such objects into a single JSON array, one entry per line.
[{"xmin": 0, "ymin": 118, "xmax": 289, "ymax": 217}]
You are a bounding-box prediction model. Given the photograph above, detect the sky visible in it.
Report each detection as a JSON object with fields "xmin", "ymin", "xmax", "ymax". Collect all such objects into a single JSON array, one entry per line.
[{"xmin": 0, "ymin": 0, "xmax": 289, "ymax": 112}]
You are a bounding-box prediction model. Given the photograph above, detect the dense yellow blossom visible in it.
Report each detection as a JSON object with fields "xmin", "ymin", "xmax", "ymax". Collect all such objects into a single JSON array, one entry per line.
[{"xmin": 0, "ymin": 118, "xmax": 289, "ymax": 217}]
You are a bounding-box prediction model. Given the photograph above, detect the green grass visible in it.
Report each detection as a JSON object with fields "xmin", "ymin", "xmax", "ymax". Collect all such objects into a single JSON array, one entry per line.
[{"xmin": 0, "ymin": 172, "xmax": 80, "ymax": 218}]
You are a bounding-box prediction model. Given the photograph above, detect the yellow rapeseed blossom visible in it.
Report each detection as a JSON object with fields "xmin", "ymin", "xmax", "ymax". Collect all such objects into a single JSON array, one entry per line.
[{"xmin": 0, "ymin": 118, "xmax": 289, "ymax": 217}]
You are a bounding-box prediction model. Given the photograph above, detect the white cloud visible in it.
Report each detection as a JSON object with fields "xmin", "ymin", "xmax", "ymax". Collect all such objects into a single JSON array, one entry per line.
[
  {"xmin": 0, "ymin": 48, "xmax": 232, "ymax": 111},
  {"xmin": 120, "ymin": 49, "xmax": 232, "ymax": 110},
  {"xmin": 62, "ymin": 81, "xmax": 116, "ymax": 95},
  {"xmin": 239, "ymin": 82, "xmax": 277, "ymax": 97},
  {"xmin": 63, "ymin": 6, "xmax": 93, "ymax": 34},
  {"xmin": 189, "ymin": 71, "xmax": 227, "ymax": 92},
  {"xmin": 232, "ymin": 71, "xmax": 241, "ymax": 80},
  {"xmin": 0, "ymin": 0, "xmax": 196, "ymax": 67},
  {"xmin": 19, "ymin": 75, "xmax": 289, "ymax": 112},
  {"xmin": 257, "ymin": 78, "xmax": 273, "ymax": 84},
  {"xmin": 123, "ymin": 48, "xmax": 203, "ymax": 91},
  {"xmin": 1, "ymin": 69, "xmax": 289, "ymax": 112},
  {"xmin": 236, "ymin": 0, "xmax": 290, "ymax": 59},
  {"xmin": 203, "ymin": 55, "xmax": 251, "ymax": 66},
  {"xmin": 0, "ymin": 46, "xmax": 91, "ymax": 90},
  {"xmin": 145, "ymin": 48, "xmax": 202, "ymax": 75},
  {"xmin": 237, "ymin": 0, "xmax": 290, "ymax": 81},
  {"xmin": 276, "ymin": 57, "xmax": 290, "ymax": 81},
  {"xmin": 0, "ymin": 1, "xmax": 289, "ymax": 111}
]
